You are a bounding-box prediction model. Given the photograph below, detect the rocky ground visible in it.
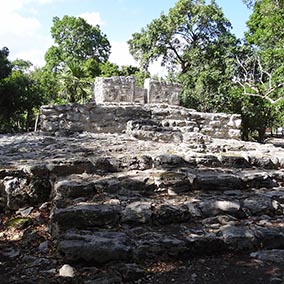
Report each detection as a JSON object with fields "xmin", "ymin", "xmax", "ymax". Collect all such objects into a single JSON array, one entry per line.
[{"xmin": 0, "ymin": 131, "xmax": 284, "ymax": 283}]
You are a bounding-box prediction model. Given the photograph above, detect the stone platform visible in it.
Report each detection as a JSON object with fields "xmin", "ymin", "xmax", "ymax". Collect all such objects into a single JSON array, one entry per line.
[{"xmin": 0, "ymin": 129, "xmax": 284, "ymax": 283}]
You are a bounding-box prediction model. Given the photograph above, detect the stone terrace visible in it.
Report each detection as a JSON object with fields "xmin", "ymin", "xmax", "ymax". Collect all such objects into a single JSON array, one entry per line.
[
  {"xmin": 0, "ymin": 78, "xmax": 284, "ymax": 283},
  {"xmin": 1, "ymin": 129, "xmax": 284, "ymax": 283}
]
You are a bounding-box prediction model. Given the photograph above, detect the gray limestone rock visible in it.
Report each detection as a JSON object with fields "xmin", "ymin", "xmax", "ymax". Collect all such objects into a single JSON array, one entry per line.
[
  {"xmin": 1, "ymin": 174, "xmax": 51, "ymax": 210},
  {"xmin": 251, "ymin": 249, "xmax": 284, "ymax": 264},
  {"xmin": 154, "ymin": 204, "xmax": 191, "ymax": 224},
  {"xmin": 54, "ymin": 179, "xmax": 97, "ymax": 199},
  {"xmin": 153, "ymin": 171, "xmax": 195, "ymax": 193},
  {"xmin": 52, "ymin": 203, "xmax": 120, "ymax": 231},
  {"xmin": 243, "ymin": 196, "xmax": 275, "ymax": 216},
  {"xmin": 199, "ymin": 200, "xmax": 241, "ymax": 217},
  {"xmin": 153, "ymin": 154, "xmax": 187, "ymax": 168},
  {"xmin": 134, "ymin": 232, "xmax": 187, "ymax": 261},
  {"xmin": 221, "ymin": 226, "xmax": 257, "ymax": 250},
  {"xmin": 253, "ymin": 226, "xmax": 284, "ymax": 249},
  {"xmin": 47, "ymin": 159, "xmax": 95, "ymax": 176},
  {"xmin": 239, "ymin": 170, "xmax": 276, "ymax": 189},
  {"xmin": 218, "ymin": 154, "xmax": 251, "ymax": 168},
  {"xmin": 57, "ymin": 231, "xmax": 133, "ymax": 264},
  {"xmin": 121, "ymin": 201, "xmax": 152, "ymax": 224},
  {"xmin": 195, "ymin": 172, "xmax": 243, "ymax": 191}
]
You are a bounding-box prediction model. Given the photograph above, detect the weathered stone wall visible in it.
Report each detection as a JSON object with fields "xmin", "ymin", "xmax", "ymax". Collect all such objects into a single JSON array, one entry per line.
[
  {"xmin": 40, "ymin": 103, "xmax": 241, "ymax": 139},
  {"xmin": 93, "ymin": 76, "xmax": 181, "ymax": 105},
  {"xmin": 40, "ymin": 103, "xmax": 151, "ymax": 134},
  {"xmin": 94, "ymin": 77, "xmax": 136, "ymax": 104},
  {"xmin": 144, "ymin": 79, "xmax": 181, "ymax": 105}
]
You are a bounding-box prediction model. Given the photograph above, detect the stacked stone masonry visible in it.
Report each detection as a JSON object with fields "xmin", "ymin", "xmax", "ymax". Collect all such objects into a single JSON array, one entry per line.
[
  {"xmin": 40, "ymin": 103, "xmax": 242, "ymax": 140},
  {"xmin": 93, "ymin": 76, "xmax": 181, "ymax": 105}
]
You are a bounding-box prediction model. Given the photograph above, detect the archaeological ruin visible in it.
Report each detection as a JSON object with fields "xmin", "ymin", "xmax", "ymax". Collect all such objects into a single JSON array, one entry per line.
[
  {"xmin": 40, "ymin": 76, "xmax": 242, "ymax": 140},
  {"xmin": 1, "ymin": 76, "xmax": 284, "ymax": 283}
]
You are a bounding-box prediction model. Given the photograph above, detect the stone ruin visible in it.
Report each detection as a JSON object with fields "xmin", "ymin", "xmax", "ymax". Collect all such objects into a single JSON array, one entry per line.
[
  {"xmin": 40, "ymin": 76, "xmax": 242, "ymax": 140},
  {"xmin": 2, "ymin": 76, "xmax": 284, "ymax": 283},
  {"xmin": 93, "ymin": 76, "xmax": 181, "ymax": 105}
]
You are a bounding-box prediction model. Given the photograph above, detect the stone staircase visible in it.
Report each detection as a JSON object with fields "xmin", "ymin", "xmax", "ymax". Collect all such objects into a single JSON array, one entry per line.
[
  {"xmin": 49, "ymin": 156, "xmax": 284, "ymax": 266},
  {"xmin": 1, "ymin": 129, "xmax": 284, "ymax": 282}
]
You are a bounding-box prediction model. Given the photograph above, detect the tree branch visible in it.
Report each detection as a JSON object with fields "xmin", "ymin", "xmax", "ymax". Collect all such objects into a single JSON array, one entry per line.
[{"xmin": 235, "ymin": 55, "xmax": 284, "ymax": 104}]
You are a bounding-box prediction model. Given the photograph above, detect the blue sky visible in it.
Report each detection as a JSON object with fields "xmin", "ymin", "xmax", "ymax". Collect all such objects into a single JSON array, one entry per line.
[{"xmin": 0, "ymin": 0, "xmax": 251, "ymax": 74}]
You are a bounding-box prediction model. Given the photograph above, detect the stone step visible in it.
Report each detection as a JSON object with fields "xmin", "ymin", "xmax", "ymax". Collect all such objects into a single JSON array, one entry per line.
[
  {"xmin": 51, "ymin": 189, "xmax": 284, "ymax": 233},
  {"xmin": 56, "ymin": 221, "xmax": 284, "ymax": 265},
  {"xmin": 53, "ymin": 168, "xmax": 282, "ymax": 204},
  {"xmin": 21, "ymin": 150, "xmax": 284, "ymax": 181}
]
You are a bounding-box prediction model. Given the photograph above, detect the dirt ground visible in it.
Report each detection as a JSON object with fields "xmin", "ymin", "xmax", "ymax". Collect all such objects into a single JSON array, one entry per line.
[
  {"xmin": 140, "ymin": 254, "xmax": 284, "ymax": 284},
  {"xmin": 1, "ymin": 246, "xmax": 283, "ymax": 284}
]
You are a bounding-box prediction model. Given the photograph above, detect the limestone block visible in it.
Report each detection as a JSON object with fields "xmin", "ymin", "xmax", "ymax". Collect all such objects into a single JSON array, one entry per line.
[
  {"xmin": 154, "ymin": 204, "xmax": 191, "ymax": 224},
  {"xmin": 199, "ymin": 200, "xmax": 241, "ymax": 217},
  {"xmin": 52, "ymin": 203, "xmax": 120, "ymax": 230},
  {"xmin": 121, "ymin": 201, "xmax": 152, "ymax": 224},
  {"xmin": 94, "ymin": 76, "xmax": 135, "ymax": 103},
  {"xmin": 144, "ymin": 79, "xmax": 181, "ymax": 105},
  {"xmin": 221, "ymin": 226, "xmax": 257, "ymax": 250},
  {"xmin": 57, "ymin": 231, "xmax": 133, "ymax": 263},
  {"xmin": 134, "ymin": 87, "xmax": 146, "ymax": 103}
]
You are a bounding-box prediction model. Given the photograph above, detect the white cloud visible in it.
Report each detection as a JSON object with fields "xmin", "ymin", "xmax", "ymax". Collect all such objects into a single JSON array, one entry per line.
[
  {"xmin": 148, "ymin": 59, "xmax": 168, "ymax": 78},
  {"xmin": 109, "ymin": 41, "xmax": 167, "ymax": 77},
  {"xmin": 79, "ymin": 12, "xmax": 105, "ymax": 27},
  {"xmin": 0, "ymin": 0, "xmax": 54, "ymax": 66},
  {"xmin": 109, "ymin": 41, "xmax": 138, "ymax": 67}
]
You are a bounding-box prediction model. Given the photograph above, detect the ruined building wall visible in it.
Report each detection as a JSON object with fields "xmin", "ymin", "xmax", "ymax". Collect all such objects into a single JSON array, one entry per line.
[
  {"xmin": 40, "ymin": 103, "xmax": 242, "ymax": 140},
  {"xmin": 40, "ymin": 76, "xmax": 241, "ymax": 140},
  {"xmin": 144, "ymin": 79, "xmax": 181, "ymax": 105},
  {"xmin": 93, "ymin": 77, "xmax": 181, "ymax": 105}
]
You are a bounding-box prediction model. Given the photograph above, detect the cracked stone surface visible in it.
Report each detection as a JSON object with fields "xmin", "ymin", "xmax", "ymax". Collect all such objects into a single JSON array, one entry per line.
[{"xmin": 1, "ymin": 131, "xmax": 284, "ymax": 283}]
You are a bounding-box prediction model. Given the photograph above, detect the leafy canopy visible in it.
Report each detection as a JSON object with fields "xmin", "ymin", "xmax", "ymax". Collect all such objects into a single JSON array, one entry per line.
[
  {"xmin": 45, "ymin": 15, "xmax": 111, "ymax": 71},
  {"xmin": 128, "ymin": 0, "xmax": 234, "ymax": 74}
]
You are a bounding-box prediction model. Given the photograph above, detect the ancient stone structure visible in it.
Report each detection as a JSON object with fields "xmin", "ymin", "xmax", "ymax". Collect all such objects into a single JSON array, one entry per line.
[
  {"xmin": 93, "ymin": 76, "xmax": 181, "ymax": 105},
  {"xmin": 1, "ymin": 130, "xmax": 284, "ymax": 282},
  {"xmin": 2, "ymin": 78, "xmax": 284, "ymax": 283},
  {"xmin": 94, "ymin": 76, "xmax": 146, "ymax": 104},
  {"xmin": 144, "ymin": 78, "xmax": 181, "ymax": 105},
  {"xmin": 40, "ymin": 103, "xmax": 242, "ymax": 140}
]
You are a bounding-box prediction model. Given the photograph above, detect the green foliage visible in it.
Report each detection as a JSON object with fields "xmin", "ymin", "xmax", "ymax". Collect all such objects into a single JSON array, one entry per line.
[
  {"xmin": 0, "ymin": 54, "xmax": 51, "ymax": 132},
  {"xmin": 237, "ymin": 0, "xmax": 284, "ymax": 141},
  {"xmin": 129, "ymin": 0, "xmax": 234, "ymax": 72},
  {"xmin": 0, "ymin": 47, "xmax": 12, "ymax": 79},
  {"xmin": 44, "ymin": 15, "xmax": 112, "ymax": 103},
  {"xmin": 45, "ymin": 15, "xmax": 111, "ymax": 71},
  {"xmin": 245, "ymin": 0, "xmax": 284, "ymax": 83},
  {"xmin": 99, "ymin": 61, "xmax": 121, "ymax": 77},
  {"xmin": 58, "ymin": 60, "xmax": 91, "ymax": 103},
  {"xmin": 129, "ymin": 0, "xmax": 239, "ymax": 113}
]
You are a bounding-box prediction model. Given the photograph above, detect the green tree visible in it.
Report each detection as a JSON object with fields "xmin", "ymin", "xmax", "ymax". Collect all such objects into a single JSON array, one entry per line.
[
  {"xmin": 128, "ymin": 0, "xmax": 239, "ymax": 112},
  {"xmin": 44, "ymin": 15, "xmax": 111, "ymax": 103},
  {"xmin": 235, "ymin": 0, "xmax": 284, "ymax": 141},
  {"xmin": 246, "ymin": 0, "xmax": 284, "ymax": 63},
  {"xmin": 0, "ymin": 47, "xmax": 12, "ymax": 79},
  {"xmin": 99, "ymin": 61, "xmax": 121, "ymax": 77},
  {"xmin": 45, "ymin": 15, "xmax": 111, "ymax": 71},
  {"xmin": 0, "ymin": 54, "xmax": 51, "ymax": 132},
  {"xmin": 59, "ymin": 60, "xmax": 91, "ymax": 103}
]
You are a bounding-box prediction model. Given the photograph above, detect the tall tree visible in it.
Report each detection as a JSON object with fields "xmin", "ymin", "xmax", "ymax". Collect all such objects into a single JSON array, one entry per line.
[
  {"xmin": 0, "ymin": 47, "xmax": 12, "ymax": 79},
  {"xmin": 128, "ymin": 0, "xmax": 239, "ymax": 112},
  {"xmin": 44, "ymin": 15, "xmax": 111, "ymax": 103},
  {"xmin": 236, "ymin": 0, "xmax": 284, "ymax": 141},
  {"xmin": 45, "ymin": 15, "xmax": 111, "ymax": 71}
]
